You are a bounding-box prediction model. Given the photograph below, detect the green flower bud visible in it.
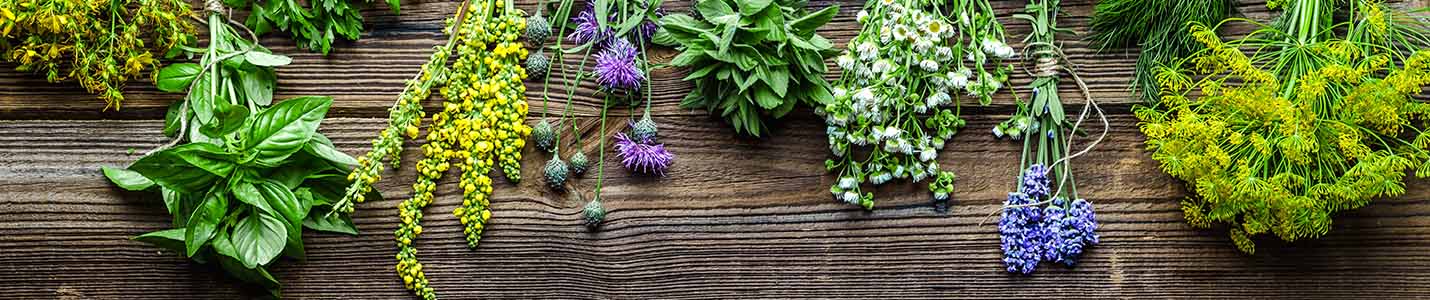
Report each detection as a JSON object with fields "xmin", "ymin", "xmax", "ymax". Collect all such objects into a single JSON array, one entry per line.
[
  {"xmin": 569, "ymin": 151, "xmax": 589, "ymax": 177},
  {"xmin": 526, "ymin": 50, "xmax": 550, "ymax": 78},
  {"xmin": 583, "ymin": 198, "xmax": 605, "ymax": 229},
  {"xmin": 526, "ymin": 14, "xmax": 551, "ymax": 42},
  {"xmin": 544, "ymin": 155, "xmax": 569, "ymax": 190},
  {"xmin": 533, "ymin": 119, "xmax": 555, "ymax": 152},
  {"xmin": 632, "ymin": 112, "xmax": 658, "ymax": 142}
]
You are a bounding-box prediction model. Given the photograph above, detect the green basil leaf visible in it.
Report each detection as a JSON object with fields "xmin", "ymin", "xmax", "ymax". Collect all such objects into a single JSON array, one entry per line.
[
  {"xmin": 696, "ymin": 0, "xmax": 734, "ymax": 19},
  {"xmin": 129, "ymin": 143, "xmax": 232, "ymax": 194},
  {"xmin": 256, "ymin": 179, "xmax": 305, "ymax": 225},
  {"xmin": 303, "ymin": 135, "xmax": 358, "ymax": 168},
  {"xmin": 282, "ymin": 218, "xmax": 305, "ymax": 260},
  {"xmin": 201, "ymin": 101, "xmax": 250, "ymax": 137},
  {"xmin": 669, "ymin": 49, "xmax": 709, "ymax": 67},
  {"xmin": 246, "ymin": 96, "xmax": 333, "ymax": 166},
  {"xmin": 188, "ymin": 75, "xmax": 214, "ymax": 123},
  {"xmin": 171, "ymin": 143, "xmax": 238, "ymax": 176},
  {"xmin": 103, "ymin": 166, "xmax": 154, "ymax": 191},
  {"xmin": 185, "ymin": 189, "xmax": 228, "ymax": 257},
  {"xmin": 163, "ymin": 101, "xmax": 183, "ymax": 138},
  {"xmin": 764, "ymin": 67, "xmax": 789, "ymax": 97},
  {"xmin": 303, "ymin": 207, "xmax": 359, "ymax": 235},
  {"xmin": 239, "ymin": 66, "xmax": 276, "ymax": 106},
  {"xmin": 244, "ymin": 51, "xmax": 292, "ymax": 67},
  {"xmin": 737, "ymin": 0, "xmax": 772, "ymax": 16},
  {"xmin": 789, "ymin": 5, "xmax": 839, "ymax": 35},
  {"xmin": 233, "ymin": 182, "xmax": 277, "ymax": 216},
  {"xmin": 161, "ymin": 187, "xmax": 183, "ymax": 218},
  {"xmin": 155, "ymin": 63, "xmax": 202, "ymax": 93},
  {"xmin": 133, "ymin": 228, "xmax": 187, "ymax": 254},
  {"xmin": 231, "ymin": 212, "xmax": 287, "ymax": 268}
]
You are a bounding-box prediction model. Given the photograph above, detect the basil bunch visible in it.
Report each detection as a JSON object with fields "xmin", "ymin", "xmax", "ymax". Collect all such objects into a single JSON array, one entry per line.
[
  {"xmin": 100, "ymin": 10, "xmax": 372, "ymax": 297},
  {"xmin": 655, "ymin": 0, "xmax": 839, "ymax": 137}
]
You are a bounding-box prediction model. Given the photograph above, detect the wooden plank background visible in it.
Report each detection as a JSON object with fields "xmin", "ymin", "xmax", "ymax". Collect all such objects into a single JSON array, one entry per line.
[{"xmin": 3, "ymin": 0, "xmax": 1430, "ymax": 298}]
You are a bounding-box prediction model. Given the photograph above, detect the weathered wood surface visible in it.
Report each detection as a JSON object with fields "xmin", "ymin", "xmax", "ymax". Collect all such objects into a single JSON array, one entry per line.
[{"xmin": 2, "ymin": 0, "xmax": 1430, "ymax": 299}]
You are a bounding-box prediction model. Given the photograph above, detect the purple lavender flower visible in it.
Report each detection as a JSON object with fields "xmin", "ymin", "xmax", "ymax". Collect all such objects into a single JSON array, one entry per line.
[
  {"xmin": 568, "ymin": 5, "xmax": 612, "ymax": 45},
  {"xmin": 614, "ymin": 132, "xmax": 673, "ymax": 175},
  {"xmin": 1043, "ymin": 197, "xmax": 1099, "ymax": 266},
  {"xmin": 1021, "ymin": 164, "xmax": 1051, "ymax": 200},
  {"xmin": 594, "ymin": 38, "xmax": 645, "ymax": 91},
  {"xmin": 999, "ymin": 192, "xmax": 1044, "ymax": 275}
]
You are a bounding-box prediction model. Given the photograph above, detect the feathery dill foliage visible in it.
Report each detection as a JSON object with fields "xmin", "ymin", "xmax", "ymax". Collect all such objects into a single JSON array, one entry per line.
[
  {"xmin": 0, "ymin": 0, "xmax": 195, "ymax": 109},
  {"xmin": 1088, "ymin": 0, "xmax": 1237, "ymax": 102},
  {"xmin": 656, "ymin": 0, "xmax": 840, "ymax": 137},
  {"xmin": 337, "ymin": 1, "xmax": 530, "ymax": 298},
  {"xmin": 1138, "ymin": 0, "xmax": 1430, "ymax": 254},
  {"xmin": 225, "ymin": 0, "xmax": 400, "ymax": 55},
  {"xmin": 823, "ymin": 0, "xmax": 1013, "ymax": 209}
]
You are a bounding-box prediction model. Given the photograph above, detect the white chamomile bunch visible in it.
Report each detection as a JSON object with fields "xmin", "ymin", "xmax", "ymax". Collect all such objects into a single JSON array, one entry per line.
[{"xmin": 819, "ymin": 0, "xmax": 1014, "ymax": 210}]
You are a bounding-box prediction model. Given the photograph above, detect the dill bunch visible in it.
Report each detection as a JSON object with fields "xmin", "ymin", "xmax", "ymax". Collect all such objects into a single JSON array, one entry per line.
[
  {"xmin": 1138, "ymin": 0, "xmax": 1430, "ymax": 254},
  {"xmin": 0, "ymin": 0, "xmax": 196, "ymax": 109},
  {"xmin": 1088, "ymin": 0, "xmax": 1237, "ymax": 102}
]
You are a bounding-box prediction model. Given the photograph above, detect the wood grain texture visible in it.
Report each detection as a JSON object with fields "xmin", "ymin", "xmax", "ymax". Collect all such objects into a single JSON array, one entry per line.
[{"xmin": 2, "ymin": 0, "xmax": 1430, "ymax": 299}]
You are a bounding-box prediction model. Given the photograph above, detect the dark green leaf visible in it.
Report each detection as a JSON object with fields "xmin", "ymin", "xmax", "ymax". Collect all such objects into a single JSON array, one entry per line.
[
  {"xmin": 231, "ymin": 212, "xmax": 287, "ymax": 268},
  {"xmin": 103, "ymin": 166, "xmax": 154, "ymax": 191},
  {"xmin": 255, "ymin": 179, "xmax": 305, "ymax": 225},
  {"xmin": 695, "ymin": 0, "xmax": 734, "ymax": 19},
  {"xmin": 303, "ymin": 207, "xmax": 359, "ymax": 235},
  {"xmin": 752, "ymin": 85, "xmax": 781, "ymax": 109},
  {"xmin": 161, "ymin": 187, "xmax": 183, "ymax": 218},
  {"xmin": 188, "ymin": 75, "xmax": 215, "ymax": 123},
  {"xmin": 738, "ymin": 0, "xmax": 773, "ymax": 16},
  {"xmin": 133, "ymin": 228, "xmax": 187, "ymax": 254},
  {"xmin": 239, "ymin": 66, "xmax": 276, "ymax": 106},
  {"xmin": 233, "ymin": 182, "xmax": 277, "ymax": 217},
  {"xmin": 185, "ymin": 189, "xmax": 228, "ymax": 257},
  {"xmin": 246, "ymin": 96, "xmax": 333, "ymax": 166},
  {"xmin": 764, "ymin": 67, "xmax": 789, "ymax": 97},
  {"xmin": 129, "ymin": 143, "xmax": 233, "ymax": 194},
  {"xmin": 156, "ymin": 63, "xmax": 202, "ymax": 93},
  {"xmin": 200, "ymin": 101, "xmax": 250, "ymax": 137},
  {"xmin": 669, "ymin": 49, "xmax": 709, "ymax": 67},
  {"xmin": 789, "ymin": 5, "xmax": 839, "ymax": 35},
  {"xmin": 163, "ymin": 101, "xmax": 183, "ymax": 138},
  {"xmin": 302, "ymin": 135, "xmax": 358, "ymax": 168}
]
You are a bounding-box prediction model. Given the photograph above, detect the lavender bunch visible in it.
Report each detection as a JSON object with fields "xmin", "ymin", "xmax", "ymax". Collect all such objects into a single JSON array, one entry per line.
[
  {"xmin": 999, "ymin": 164, "xmax": 1100, "ymax": 274},
  {"xmin": 995, "ymin": 0, "xmax": 1105, "ymax": 274}
]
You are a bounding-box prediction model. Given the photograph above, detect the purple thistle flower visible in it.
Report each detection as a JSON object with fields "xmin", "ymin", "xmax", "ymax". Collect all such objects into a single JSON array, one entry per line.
[
  {"xmin": 614, "ymin": 132, "xmax": 673, "ymax": 176},
  {"xmin": 568, "ymin": 5, "xmax": 613, "ymax": 45},
  {"xmin": 1021, "ymin": 164, "xmax": 1051, "ymax": 200},
  {"xmin": 594, "ymin": 38, "xmax": 645, "ymax": 92},
  {"xmin": 999, "ymin": 192, "xmax": 1044, "ymax": 275}
]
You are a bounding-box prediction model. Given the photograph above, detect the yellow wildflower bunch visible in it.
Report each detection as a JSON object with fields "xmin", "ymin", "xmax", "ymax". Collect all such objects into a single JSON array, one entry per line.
[
  {"xmin": 0, "ymin": 0, "xmax": 194, "ymax": 109},
  {"xmin": 1139, "ymin": 0, "xmax": 1430, "ymax": 254},
  {"xmin": 346, "ymin": 1, "xmax": 529, "ymax": 299}
]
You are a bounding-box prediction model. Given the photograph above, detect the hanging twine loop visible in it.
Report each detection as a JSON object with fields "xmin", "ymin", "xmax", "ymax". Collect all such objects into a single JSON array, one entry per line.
[
  {"xmin": 978, "ymin": 42, "xmax": 1112, "ymax": 226},
  {"xmin": 204, "ymin": 0, "xmax": 224, "ymax": 14}
]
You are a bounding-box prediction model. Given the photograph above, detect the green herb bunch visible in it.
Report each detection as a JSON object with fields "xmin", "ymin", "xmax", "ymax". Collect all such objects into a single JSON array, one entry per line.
[
  {"xmin": 823, "ymin": 0, "xmax": 1015, "ymax": 209},
  {"xmin": 333, "ymin": 0, "xmax": 531, "ymax": 298},
  {"xmin": 224, "ymin": 0, "xmax": 400, "ymax": 55},
  {"xmin": 655, "ymin": 0, "xmax": 839, "ymax": 137},
  {"xmin": 1088, "ymin": 0, "xmax": 1237, "ymax": 102},
  {"xmin": 1138, "ymin": 0, "xmax": 1430, "ymax": 254},
  {"xmin": 102, "ymin": 6, "xmax": 363, "ymax": 297},
  {"xmin": 0, "ymin": 0, "xmax": 196, "ymax": 109}
]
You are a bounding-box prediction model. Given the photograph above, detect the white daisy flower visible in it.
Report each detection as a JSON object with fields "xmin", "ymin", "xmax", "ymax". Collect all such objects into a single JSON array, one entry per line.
[
  {"xmin": 854, "ymin": 88, "xmax": 875, "ymax": 103},
  {"xmin": 857, "ymin": 42, "xmax": 878, "ymax": 61},
  {"xmin": 919, "ymin": 59, "xmax": 939, "ymax": 72},
  {"xmin": 919, "ymin": 146, "xmax": 937, "ymax": 162},
  {"xmin": 857, "ymin": 10, "xmax": 870, "ymax": 24},
  {"xmin": 935, "ymin": 46, "xmax": 954, "ymax": 62}
]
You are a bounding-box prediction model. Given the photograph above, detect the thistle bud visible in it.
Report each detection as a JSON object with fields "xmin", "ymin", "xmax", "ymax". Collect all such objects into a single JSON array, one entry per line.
[
  {"xmin": 543, "ymin": 155, "xmax": 569, "ymax": 190},
  {"xmin": 525, "ymin": 50, "xmax": 550, "ymax": 78},
  {"xmin": 532, "ymin": 119, "xmax": 555, "ymax": 152},
  {"xmin": 568, "ymin": 151, "xmax": 589, "ymax": 177},
  {"xmin": 525, "ymin": 14, "xmax": 551, "ymax": 42},
  {"xmin": 632, "ymin": 112, "xmax": 658, "ymax": 142},
  {"xmin": 583, "ymin": 198, "xmax": 605, "ymax": 229}
]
